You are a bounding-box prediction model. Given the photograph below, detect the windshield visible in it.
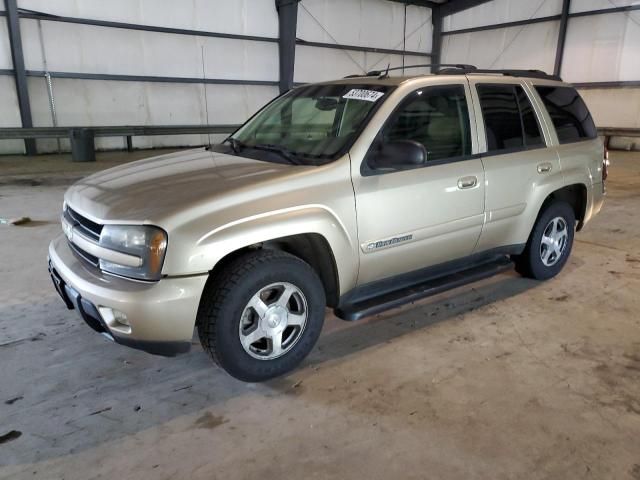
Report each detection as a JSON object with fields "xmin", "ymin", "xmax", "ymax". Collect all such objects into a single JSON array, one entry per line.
[{"xmin": 216, "ymin": 83, "xmax": 393, "ymax": 165}]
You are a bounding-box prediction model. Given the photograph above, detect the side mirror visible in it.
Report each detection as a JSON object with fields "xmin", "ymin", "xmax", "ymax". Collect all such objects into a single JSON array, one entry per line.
[{"xmin": 368, "ymin": 140, "xmax": 427, "ymax": 170}]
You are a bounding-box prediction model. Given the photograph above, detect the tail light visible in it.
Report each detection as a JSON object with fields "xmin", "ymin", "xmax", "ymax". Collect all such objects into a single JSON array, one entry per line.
[{"xmin": 602, "ymin": 145, "xmax": 609, "ymax": 181}]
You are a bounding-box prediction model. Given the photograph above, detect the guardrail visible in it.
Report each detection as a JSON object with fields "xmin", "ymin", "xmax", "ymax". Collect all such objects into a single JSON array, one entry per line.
[
  {"xmin": 1, "ymin": 125, "xmax": 638, "ymax": 160},
  {"xmin": 0, "ymin": 125, "xmax": 241, "ymax": 161},
  {"xmin": 598, "ymin": 127, "xmax": 640, "ymax": 149}
]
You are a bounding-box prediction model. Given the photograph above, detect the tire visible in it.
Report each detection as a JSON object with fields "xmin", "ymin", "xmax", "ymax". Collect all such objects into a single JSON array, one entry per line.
[
  {"xmin": 197, "ymin": 249, "xmax": 326, "ymax": 382},
  {"xmin": 514, "ymin": 201, "xmax": 575, "ymax": 280}
]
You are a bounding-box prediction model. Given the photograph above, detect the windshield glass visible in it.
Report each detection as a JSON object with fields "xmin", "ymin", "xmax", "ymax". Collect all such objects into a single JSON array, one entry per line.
[{"xmin": 220, "ymin": 83, "xmax": 393, "ymax": 165}]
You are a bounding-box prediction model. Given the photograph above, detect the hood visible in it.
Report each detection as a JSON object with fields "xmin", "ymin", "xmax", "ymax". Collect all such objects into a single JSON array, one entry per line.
[{"xmin": 64, "ymin": 148, "xmax": 297, "ymax": 224}]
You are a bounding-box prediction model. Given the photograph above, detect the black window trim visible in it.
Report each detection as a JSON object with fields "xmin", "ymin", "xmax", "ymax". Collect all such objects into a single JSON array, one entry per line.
[
  {"xmin": 361, "ymin": 83, "xmax": 476, "ymax": 177},
  {"xmin": 532, "ymin": 84, "xmax": 598, "ymax": 146},
  {"xmin": 476, "ymin": 82, "xmax": 548, "ymax": 158}
]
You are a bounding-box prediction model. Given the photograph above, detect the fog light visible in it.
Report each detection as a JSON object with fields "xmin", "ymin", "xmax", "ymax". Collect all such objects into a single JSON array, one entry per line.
[{"xmin": 98, "ymin": 307, "xmax": 131, "ymax": 333}]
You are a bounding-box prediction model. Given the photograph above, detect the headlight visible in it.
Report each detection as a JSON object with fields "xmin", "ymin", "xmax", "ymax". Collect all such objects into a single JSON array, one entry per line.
[{"xmin": 99, "ymin": 225, "xmax": 167, "ymax": 281}]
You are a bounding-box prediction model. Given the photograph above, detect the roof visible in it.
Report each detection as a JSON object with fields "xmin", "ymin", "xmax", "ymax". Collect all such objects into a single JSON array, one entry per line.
[{"xmin": 312, "ymin": 65, "xmax": 563, "ymax": 87}]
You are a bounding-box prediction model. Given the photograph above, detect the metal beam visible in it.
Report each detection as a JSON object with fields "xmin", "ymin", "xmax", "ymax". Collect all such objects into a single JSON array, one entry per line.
[
  {"xmin": 388, "ymin": 0, "xmax": 441, "ymax": 9},
  {"xmin": 440, "ymin": 0, "xmax": 492, "ymax": 16},
  {"xmin": 16, "ymin": 9, "xmax": 279, "ymax": 44},
  {"xmin": 0, "ymin": 125, "xmax": 241, "ymax": 140},
  {"xmin": 4, "ymin": 0, "xmax": 36, "ymax": 154},
  {"xmin": 573, "ymin": 81, "xmax": 640, "ymax": 89},
  {"xmin": 553, "ymin": 0, "xmax": 570, "ymax": 77},
  {"xmin": 431, "ymin": 6, "xmax": 443, "ymax": 71},
  {"xmin": 26, "ymin": 70, "xmax": 279, "ymax": 86},
  {"xmin": 0, "ymin": 69, "xmax": 278, "ymax": 86},
  {"xmin": 570, "ymin": 3, "xmax": 640, "ymax": 18},
  {"xmin": 276, "ymin": 0, "xmax": 298, "ymax": 94},
  {"xmin": 442, "ymin": 15, "xmax": 561, "ymax": 36},
  {"xmin": 442, "ymin": 4, "xmax": 640, "ymax": 36},
  {"xmin": 296, "ymin": 39, "xmax": 431, "ymax": 57}
]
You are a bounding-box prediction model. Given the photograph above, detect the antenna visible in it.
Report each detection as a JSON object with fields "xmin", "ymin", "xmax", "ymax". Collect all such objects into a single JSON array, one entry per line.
[{"xmin": 201, "ymin": 45, "xmax": 212, "ymax": 148}]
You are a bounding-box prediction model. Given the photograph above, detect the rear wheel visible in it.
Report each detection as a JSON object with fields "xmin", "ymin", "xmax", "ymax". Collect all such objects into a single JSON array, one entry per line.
[
  {"xmin": 514, "ymin": 201, "xmax": 575, "ymax": 280},
  {"xmin": 197, "ymin": 249, "xmax": 326, "ymax": 382}
]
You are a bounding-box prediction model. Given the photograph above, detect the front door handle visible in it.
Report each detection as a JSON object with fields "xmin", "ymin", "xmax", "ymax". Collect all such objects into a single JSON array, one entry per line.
[
  {"xmin": 457, "ymin": 176, "xmax": 478, "ymax": 189},
  {"xmin": 537, "ymin": 162, "xmax": 553, "ymax": 173}
]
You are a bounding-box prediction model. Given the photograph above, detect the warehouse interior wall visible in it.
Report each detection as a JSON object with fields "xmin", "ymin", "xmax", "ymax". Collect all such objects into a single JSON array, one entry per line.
[
  {"xmin": 3, "ymin": 0, "xmax": 638, "ymax": 155},
  {"xmin": 294, "ymin": 0, "xmax": 432, "ymax": 82},
  {"xmin": 441, "ymin": 0, "xmax": 640, "ymax": 131},
  {"xmin": 0, "ymin": 0, "xmax": 432, "ymax": 154}
]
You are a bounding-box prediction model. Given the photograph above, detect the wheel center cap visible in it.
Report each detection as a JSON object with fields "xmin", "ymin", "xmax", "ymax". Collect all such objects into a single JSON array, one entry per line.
[{"xmin": 263, "ymin": 305, "xmax": 288, "ymax": 330}]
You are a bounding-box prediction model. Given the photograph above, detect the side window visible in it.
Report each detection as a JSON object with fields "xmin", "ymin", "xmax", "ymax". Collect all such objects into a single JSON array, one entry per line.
[
  {"xmin": 382, "ymin": 85, "xmax": 472, "ymax": 162},
  {"xmin": 535, "ymin": 86, "xmax": 597, "ymax": 143},
  {"xmin": 477, "ymin": 84, "xmax": 544, "ymax": 152}
]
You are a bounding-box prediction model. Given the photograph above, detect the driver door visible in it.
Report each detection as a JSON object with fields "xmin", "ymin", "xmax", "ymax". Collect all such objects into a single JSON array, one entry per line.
[{"xmin": 351, "ymin": 82, "xmax": 486, "ymax": 285}]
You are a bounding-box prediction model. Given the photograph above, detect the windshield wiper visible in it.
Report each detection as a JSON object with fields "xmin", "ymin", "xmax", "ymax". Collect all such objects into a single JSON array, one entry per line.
[
  {"xmin": 250, "ymin": 143, "xmax": 302, "ymax": 165},
  {"xmin": 223, "ymin": 137, "xmax": 245, "ymax": 154}
]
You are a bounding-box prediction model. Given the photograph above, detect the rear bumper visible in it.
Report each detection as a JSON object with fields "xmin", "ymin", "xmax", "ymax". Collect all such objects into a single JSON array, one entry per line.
[
  {"xmin": 48, "ymin": 234, "xmax": 208, "ymax": 356},
  {"xmin": 582, "ymin": 181, "xmax": 605, "ymax": 228}
]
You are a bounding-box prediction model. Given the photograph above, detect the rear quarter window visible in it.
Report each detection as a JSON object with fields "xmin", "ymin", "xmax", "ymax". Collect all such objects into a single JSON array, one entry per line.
[{"xmin": 535, "ymin": 86, "xmax": 597, "ymax": 144}]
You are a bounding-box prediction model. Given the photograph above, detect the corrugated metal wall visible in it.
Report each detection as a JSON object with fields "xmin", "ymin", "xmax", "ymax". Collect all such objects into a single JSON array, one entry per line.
[
  {"xmin": 1, "ymin": 0, "xmax": 282, "ymax": 153},
  {"xmin": 3, "ymin": 0, "xmax": 637, "ymax": 155},
  {"xmin": 0, "ymin": 0, "xmax": 432, "ymax": 154},
  {"xmin": 441, "ymin": 0, "xmax": 640, "ymax": 130},
  {"xmin": 295, "ymin": 0, "xmax": 432, "ymax": 82}
]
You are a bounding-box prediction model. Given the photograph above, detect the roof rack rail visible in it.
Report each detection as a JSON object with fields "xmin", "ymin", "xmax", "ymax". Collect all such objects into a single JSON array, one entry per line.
[
  {"xmin": 437, "ymin": 66, "xmax": 561, "ymax": 81},
  {"xmin": 343, "ymin": 64, "xmax": 477, "ymax": 79},
  {"xmin": 343, "ymin": 63, "xmax": 561, "ymax": 81}
]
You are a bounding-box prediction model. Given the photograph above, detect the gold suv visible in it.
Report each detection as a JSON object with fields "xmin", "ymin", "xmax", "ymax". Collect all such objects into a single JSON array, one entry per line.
[{"xmin": 48, "ymin": 66, "xmax": 606, "ymax": 381}]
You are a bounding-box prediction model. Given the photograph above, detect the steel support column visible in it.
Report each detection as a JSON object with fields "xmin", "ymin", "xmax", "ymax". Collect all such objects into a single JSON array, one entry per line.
[
  {"xmin": 554, "ymin": 0, "xmax": 571, "ymax": 77},
  {"xmin": 5, "ymin": 0, "xmax": 36, "ymax": 154},
  {"xmin": 431, "ymin": 6, "xmax": 443, "ymax": 72},
  {"xmin": 276, "ymin": 0, "xmax": 299, "ymax": 94}
]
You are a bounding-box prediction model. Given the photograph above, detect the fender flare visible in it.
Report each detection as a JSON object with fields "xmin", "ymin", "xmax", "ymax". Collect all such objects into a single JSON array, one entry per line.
[{"xmin": 163, "ymin": 205, "xmax": 358, "ymax": 294}]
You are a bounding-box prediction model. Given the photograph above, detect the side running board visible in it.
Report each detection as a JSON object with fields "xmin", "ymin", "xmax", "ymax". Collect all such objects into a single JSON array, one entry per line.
[{"xmin": 334, "ymin": 256, "xmax": 514, "ymax": 321}]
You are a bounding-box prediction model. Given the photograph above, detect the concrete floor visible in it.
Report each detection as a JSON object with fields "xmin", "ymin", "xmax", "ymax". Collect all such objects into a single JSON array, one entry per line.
[{"xmin": 1, "ymin": 149, "xmax": 639, "ymax": 479}]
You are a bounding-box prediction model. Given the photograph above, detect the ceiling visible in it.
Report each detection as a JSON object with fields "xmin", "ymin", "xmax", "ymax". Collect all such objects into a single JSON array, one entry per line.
[{"xmin": 388, "ymin": 0, "xmax": 492, "ymax": 16}]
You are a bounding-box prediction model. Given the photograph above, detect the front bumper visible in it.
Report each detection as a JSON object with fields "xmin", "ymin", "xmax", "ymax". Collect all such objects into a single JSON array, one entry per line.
[{"xmin": 48, "ymin": 234, "xmax": 208, "ymax": 356}]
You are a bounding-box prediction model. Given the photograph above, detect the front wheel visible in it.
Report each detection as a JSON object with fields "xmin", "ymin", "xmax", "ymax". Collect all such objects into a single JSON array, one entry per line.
[
  {"xmin": 514, "ymin": 201, "xmax": 575, "ymax": 280},
  {"xmin": 197, "ymin": 249, "xmax": 326, "ymax": 382}
]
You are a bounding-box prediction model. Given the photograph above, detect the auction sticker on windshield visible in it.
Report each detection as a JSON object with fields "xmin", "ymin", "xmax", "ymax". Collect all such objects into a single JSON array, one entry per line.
[{"xmin": 343, "ymin": 89, "xmax": 385, "ymax": 102}]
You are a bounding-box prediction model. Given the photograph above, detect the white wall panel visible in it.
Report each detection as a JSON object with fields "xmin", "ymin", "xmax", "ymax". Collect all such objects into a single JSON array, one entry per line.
[
  {"xmin": 26, "ymin": 77, "xmax": 277, "ymax": 152},
  {"xmin": 17, "ymin": 0, "xmax": 279, "ymax": 37},
  {"xmin": 0, "ymin": 19, "xmax": 13, "ymax": 69},
  {"xmin": 561, "ymin": 12, "xmax": 640, "ymax": 82},
  {"xmin": 405, "ymin": 5, "xmax": 433, "ymax": 53},
  {"xmin": 444, "ymin": 0, "xmax": 562, "ymax": 31},
  {"xmin": 297, "ymin": 0, "xmax": 431, "ymax": 52},
  {"xmin": 570, "ymin": 0, "xmax": 640, "ymax": 13},
  {"xmin": 294, "ymin": 46, "xmax": 366, "ymax": 82},
  {"xmin": 442, "ymin": 21, "xmax": 559, "ymax": 71},
  {"xmin": 20, "ymin": 19, "xmax": 278, "ymax": 81},
  {"xmin": 0, "ymin": 76, "xmax": 25, "ymax": 154},
  {"xmin": 294, "ymin": 46, "xmax": 429, "ymax": 83},
  {"xmin": 579, "ymin": 87, "xmax": 640, "ymax": 128}
]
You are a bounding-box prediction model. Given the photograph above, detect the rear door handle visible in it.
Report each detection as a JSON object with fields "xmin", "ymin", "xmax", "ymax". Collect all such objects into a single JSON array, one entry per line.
[
  {"xmin": 457, "ymin": 176, "xmax": 478, "ymax": 189},
  {"xmin": 537, "ymin": 162, "xmax": 553, "ymax": 173}
]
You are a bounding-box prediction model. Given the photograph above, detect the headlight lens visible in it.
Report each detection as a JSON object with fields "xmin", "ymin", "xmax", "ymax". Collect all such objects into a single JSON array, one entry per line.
[{"xmin": 99, "ymin": 225, "xmax": 168, "ymax": 281}]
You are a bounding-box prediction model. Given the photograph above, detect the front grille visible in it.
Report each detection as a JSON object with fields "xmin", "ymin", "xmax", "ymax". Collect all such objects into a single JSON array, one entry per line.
[
  {"xmin": 68, "ymin": 240, "xmax": 100, "ymax": 268},
  {"xmin": 64, "ymin": 206, "xmax": 103, "ymax": 241}
]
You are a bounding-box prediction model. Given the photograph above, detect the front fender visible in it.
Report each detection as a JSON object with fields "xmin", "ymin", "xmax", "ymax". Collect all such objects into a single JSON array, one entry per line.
[{"xmin": 162, "ymin": 205, "xmax": 358, "ymax": 295}]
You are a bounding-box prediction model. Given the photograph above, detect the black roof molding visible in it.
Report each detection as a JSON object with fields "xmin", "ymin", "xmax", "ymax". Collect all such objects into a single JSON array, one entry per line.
[{"xmin": 344, "ymin": 64, "xmax": 561, "ymax": 81}]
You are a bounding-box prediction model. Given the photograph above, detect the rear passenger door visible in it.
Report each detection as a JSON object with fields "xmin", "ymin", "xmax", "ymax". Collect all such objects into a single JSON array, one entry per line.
[{"xmin": 468, "ymin": 80, "xmax": 561, "ymax": 252}]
